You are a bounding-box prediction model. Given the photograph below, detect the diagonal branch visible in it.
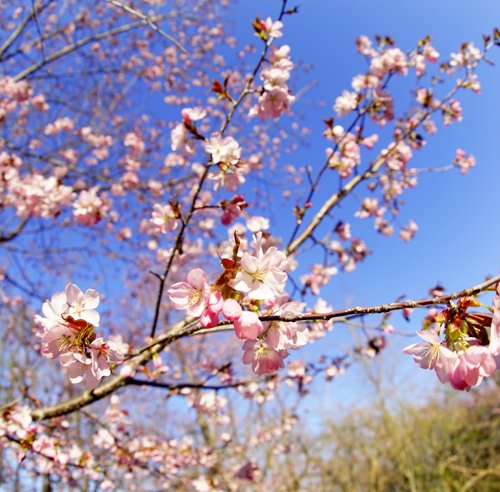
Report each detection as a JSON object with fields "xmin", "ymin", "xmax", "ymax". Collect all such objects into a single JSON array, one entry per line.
[
  {"xmin": 105, "ymin": 0, "xmax": 186, "ymax": 53},
  {"xmin": 0, "ymin": 216, "xmax": 30, "ymax": 243},
  {"xmin": 0, "ymin": 0, "xmax": 45, "ymax": 60},
  {"xmin": 12, "ymin": 12, "xmax": 178, "ymax": 82}
]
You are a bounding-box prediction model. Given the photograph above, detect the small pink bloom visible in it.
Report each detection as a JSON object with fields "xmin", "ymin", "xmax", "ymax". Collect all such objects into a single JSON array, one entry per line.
[
  {"xmin": 261, "ymin": 17, "xmax": 283, "ymax": 39},
  {"xmin": 150, "ymin": 203, "xmax": 179, "ymax": 234},
  {"xmin": 403, "ymin": 330, "xmax": 457, "ymax": 383},
  {"xmin": 167, "ymin": 268, "xmax": 210, "ymax": 317},
  {"xmin": 204, "ymin": 134, "xmax": 241, "ymax": 164},
  {"xmin": 449, "ymin": 345, "xmax": 496, "ymax": 391},
  {"xmin": 242, "ymin": 339, "xmax": 285, "ymax": 375},
  {"xmin": 229, "ymin": 240, "xmax": 288, "ymax": 301}
]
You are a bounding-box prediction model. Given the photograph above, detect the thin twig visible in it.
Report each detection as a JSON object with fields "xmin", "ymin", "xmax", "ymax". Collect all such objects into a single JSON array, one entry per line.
[{"xmin": 105, "ymin": 0, "xmax": 186, "ymax": 53}]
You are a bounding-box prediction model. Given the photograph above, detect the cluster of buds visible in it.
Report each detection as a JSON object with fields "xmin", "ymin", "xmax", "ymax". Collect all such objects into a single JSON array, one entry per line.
[{"xmin": 249, "ymin": 19, "xmax": 295, "ymax": 121}]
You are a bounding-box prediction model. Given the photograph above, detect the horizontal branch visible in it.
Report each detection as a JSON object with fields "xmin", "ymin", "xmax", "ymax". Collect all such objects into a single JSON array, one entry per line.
[
  {"xmin": 186, "ymin": 272, "xmax": 500, "ymax": 332},
  {"xmin": 127, "ymin": 378, "xmax": 257, "ymax": 391},
  {"xmin": 28, "ymin": 272, "xmax": 498, "ymax": 421}
]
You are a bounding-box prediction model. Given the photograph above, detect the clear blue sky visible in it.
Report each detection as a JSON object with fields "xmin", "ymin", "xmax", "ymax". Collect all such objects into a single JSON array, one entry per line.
[{"xmin": 230, "ymin": 0, "xmax": 500, "ymax": 413}]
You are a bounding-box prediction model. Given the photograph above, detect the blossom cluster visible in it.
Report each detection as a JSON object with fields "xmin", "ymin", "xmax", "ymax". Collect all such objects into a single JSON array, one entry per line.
[
  {"xmin": 249, "ymin": 40, "xmax": 295, "ymax": 120},
  {"xmin": 403, "ymin": 285, "xmax": 500, "ymax": 391},
  {"xmin": 34, "ymin": 283, "xmax": 124, "ymax": 390},
  {"xmin": 167, "ymin": 233, "xmax": 309, "ymax": 375}
]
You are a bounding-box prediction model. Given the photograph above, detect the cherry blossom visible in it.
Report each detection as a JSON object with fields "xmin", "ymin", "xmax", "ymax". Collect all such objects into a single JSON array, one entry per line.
[
  {"xmin": 229, "ymin": 244, "xmax": 288, "ymax": 300},
  {"xmin": 449, "ymin": 346, "xmax": 496, "ymax": 391},
  {"xmin": 204, "ymin": 134, "xmax": 241, "ymax": 164},
  {"xmin": 167, "ymin": 268, "xmax": 210, "ymax": 317},
  {"xmin": 73, "ymin": 187, "xmax": 109, "ymax": 226},
  {"xmin": 242, "ymin": 339, "xmax": 286, "ymax": 375},
  {"xmin": 403, "ymin": 330, "xmax": 457, "ymax": 383},
  {"xmin": 150, "ymin": 203, "xmax": 179, "ymax": 234}
]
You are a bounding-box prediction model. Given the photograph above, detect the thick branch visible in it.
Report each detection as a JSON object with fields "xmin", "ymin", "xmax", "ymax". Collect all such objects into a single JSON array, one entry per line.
[
  {"xmin": 28, "ymin": 272, "xmax": 498, "ymax": 421},
  {"xmin": 30, "ymin": 319, "xmax": 193, "ymax": 421}
]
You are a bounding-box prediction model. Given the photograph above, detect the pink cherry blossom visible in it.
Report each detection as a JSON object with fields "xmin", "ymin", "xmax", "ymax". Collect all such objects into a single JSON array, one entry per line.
[
  {"xmin": 334, "ymin": 90, "xmax": 358, "ymax": 118},
  {"xmin": 265, "ymin": 302, "xmax": 309, "ymax": 351},
  {"xmin": 73, "ymin": 187, "xmax": 109, "ymax": 226},
  {"xmin": 249, "ymin": 86, "xmax": 294, "ymax": 120},
  {"xmin": 200, "ymin": 292, "xmax": 224, "ymax": 328},
  {"xmin": 150, "ymin": 203, "xmax": 179, "ymax": 234},
  {"xmin": 222, "ymin": 298, "xmax": 242, "ymax": 321},
  {"xmin": 449, "ymin": 345, "xmax": 496, "ymax": 391},
  {"xmin": 262, "ymin": 17, "xmax": 283, "ymax": 39},
  {"xmin": 242, "ymin": 339, "xmax": 285, "ymax": 375},
  {"xmin": 59, "ymin": 337, "xmax": 122, "ymax": 390},
  {"xmin": 399, "ymin": 220, "xmax": 418, "ymax": 242},
  {"xmin": 204, "ymin": 134, "xmax": 241, "ymax": 164},
  {"xmin": 453, "ymin": 148, "xmax": 476, "ymax": 175},
  {"xmin": 181, "ymin": 106, "xmax": 207, "ymax": 123},
  {"xmin": 230, "ymin": 245, "xmax": 288, "ymax": 301},
  {"xmin": 167, "ymin": 268, "xmax": 210, "ymax": 317},
  {"xmin": 370, "ymin": 48, "xmax": 408, "ymax": 77},
  {"xmin": 38, "ymin": 283, "xmax": 100, "ymax": 328},
  {"xmin": 170, "ymin": 123, "xmax": 196, "ymax": 155},
  {"xmin": 403, "ymin": 330, "xmax": 457, "ymax": 383}
]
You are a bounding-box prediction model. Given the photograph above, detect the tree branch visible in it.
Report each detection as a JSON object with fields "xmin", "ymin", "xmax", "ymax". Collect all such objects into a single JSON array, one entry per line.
[{"xmin": 12, "ymin": 12, "xmax": 178, "ymax": 82}]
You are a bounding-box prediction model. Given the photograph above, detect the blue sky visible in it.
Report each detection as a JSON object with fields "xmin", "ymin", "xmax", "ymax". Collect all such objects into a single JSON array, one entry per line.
[{"xmin": 229, "ymin": 0, "xmax": 500, "ymax": 412}]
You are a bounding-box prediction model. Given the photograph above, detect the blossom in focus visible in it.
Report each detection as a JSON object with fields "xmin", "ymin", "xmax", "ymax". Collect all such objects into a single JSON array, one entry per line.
[
  {"xmin": 167, "ymin": 268, "xmax": 210, "ymax": 317},
  {"xmin": 37, "ymin": 282, "xmax": 100, "ymax": 328},
  {"xmin": 233, "ymin": 311, "xmax": 264, "ymax": 340},
  {"xmin": 403, "ymin": 330, "xmax": 457, "ymax": 383},
  {"xmin": 230, "ymin": 245, "xmax": 288, "ymax": 301},
  {"xmin": 34, "ymin": 284, "xmax": 123, "ymax": 390},
  {"xmin": 60, "ymin": 338, "xmax": 123, "ymax": 390}
]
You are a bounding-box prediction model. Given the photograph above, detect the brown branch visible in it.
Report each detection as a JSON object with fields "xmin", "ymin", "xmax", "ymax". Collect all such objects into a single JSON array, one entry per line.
[
  {"xmin": 0, "ymin": 217, "xmax": 30, "ymax": 243},
  {"xmin": 183, "ymin": 272, "xmax": 500, "ymax": 333},
  {"xmin": 127, "ymin": 378, "xmax": 250, "ymax": 391},
  {"xmin": 27, "ymin": 272, "xmax": 498, "ymax": 422}
]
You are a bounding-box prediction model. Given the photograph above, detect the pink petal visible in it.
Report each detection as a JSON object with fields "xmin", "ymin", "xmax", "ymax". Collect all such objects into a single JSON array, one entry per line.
[{"xmin": 222, "ymin": 299, "xmax": 242, "ymax": 321}]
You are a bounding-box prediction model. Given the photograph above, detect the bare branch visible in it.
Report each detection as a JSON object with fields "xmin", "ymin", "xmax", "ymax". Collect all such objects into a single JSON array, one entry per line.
[{"xmin": 105, "ymin": 0, "xmax": 186, "ymax": 53}]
